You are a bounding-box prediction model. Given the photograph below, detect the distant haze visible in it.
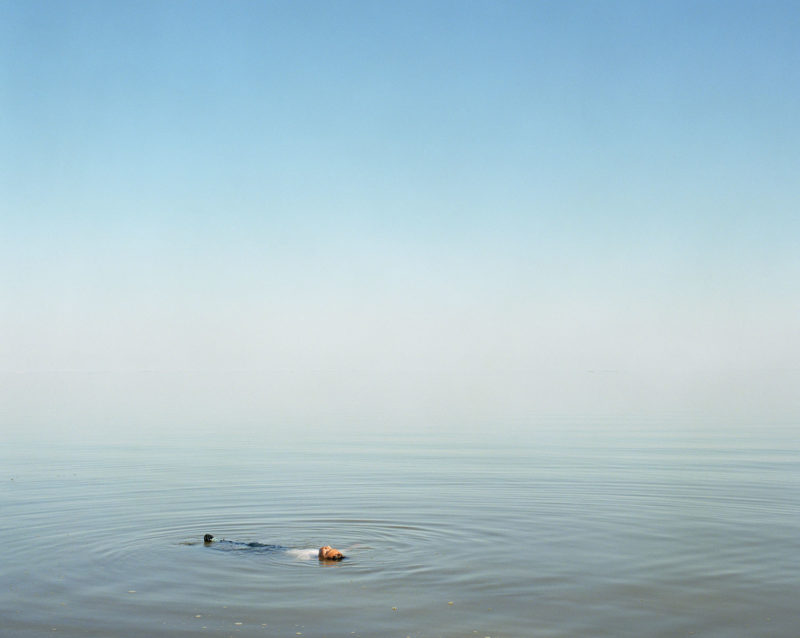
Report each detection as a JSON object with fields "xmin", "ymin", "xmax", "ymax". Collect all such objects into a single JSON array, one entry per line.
[{"xmin": 2, "ymin": 1, "xmax": 798, "ymax": 442}]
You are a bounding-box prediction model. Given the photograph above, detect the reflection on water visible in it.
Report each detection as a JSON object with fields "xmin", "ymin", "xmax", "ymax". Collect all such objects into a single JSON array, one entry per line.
[{"xmin": 1, "ymin": 428, "xmax": 798, "ymax": 637}]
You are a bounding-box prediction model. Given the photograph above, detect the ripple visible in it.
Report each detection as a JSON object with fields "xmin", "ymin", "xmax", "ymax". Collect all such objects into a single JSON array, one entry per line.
[
  {"xmin": 3, "ymin": 438, "xmax": 799, "ymax": 638},
  {"xmin": 166, "ymin": 514, "xmax": 464, "ymax": 574}
]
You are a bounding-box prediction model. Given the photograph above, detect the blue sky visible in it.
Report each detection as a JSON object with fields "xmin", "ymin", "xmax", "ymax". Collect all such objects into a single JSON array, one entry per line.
[{"xmin": 2, "ymin": 1, "xmax": 798, "ymax": 440}]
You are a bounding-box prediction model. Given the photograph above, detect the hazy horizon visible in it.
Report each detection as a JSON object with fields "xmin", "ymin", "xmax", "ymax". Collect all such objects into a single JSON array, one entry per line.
[{"xmin": 2, "ymin": 1, "xmax": 798, "ymax": 443}]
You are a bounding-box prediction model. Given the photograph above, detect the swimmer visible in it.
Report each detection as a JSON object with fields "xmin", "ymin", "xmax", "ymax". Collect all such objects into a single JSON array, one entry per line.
[{"xmin": 203, "ymin": 534, "xmax": 344, "ymax": 561}]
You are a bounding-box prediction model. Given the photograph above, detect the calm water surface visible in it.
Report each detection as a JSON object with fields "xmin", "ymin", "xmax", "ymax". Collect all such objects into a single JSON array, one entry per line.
[{"xmin": 1, "ymin": 428, "xmax": 798, "ymax": 637}]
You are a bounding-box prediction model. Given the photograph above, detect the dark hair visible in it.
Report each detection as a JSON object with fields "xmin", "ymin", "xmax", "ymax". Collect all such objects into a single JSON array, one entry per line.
[{"xmin": 204, "ymin": 534, "xmax": 214, "ymax": 543}]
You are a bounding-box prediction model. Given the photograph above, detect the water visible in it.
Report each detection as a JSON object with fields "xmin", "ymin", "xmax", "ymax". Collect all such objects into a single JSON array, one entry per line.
[{"xmin": 1, "ymin": 428, "xmax": 798, "ymax": 637}]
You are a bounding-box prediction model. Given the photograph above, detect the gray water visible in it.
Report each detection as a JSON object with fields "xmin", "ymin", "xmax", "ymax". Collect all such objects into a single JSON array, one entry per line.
[{"xmin": 1, "ymin": 427, "xmax": 798, "ymax": 637}]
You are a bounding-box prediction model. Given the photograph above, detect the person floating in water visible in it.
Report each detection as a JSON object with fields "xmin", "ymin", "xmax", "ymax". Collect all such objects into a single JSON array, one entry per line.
[{"xmin": 203, "ymin": 534, "xmax": 344, "ymax": 561}]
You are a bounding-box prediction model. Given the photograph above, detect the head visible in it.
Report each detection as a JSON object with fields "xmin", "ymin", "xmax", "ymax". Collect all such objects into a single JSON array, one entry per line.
[
  {"xmin": 318, "ymin": 545, "xmax": 343, "ymax": 561},
  {"xmin": 204, "ymin": 534, "xmax": 214, "ymax": 543}
]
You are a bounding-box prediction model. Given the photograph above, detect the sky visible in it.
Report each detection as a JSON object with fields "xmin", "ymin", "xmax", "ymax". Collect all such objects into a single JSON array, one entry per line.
[{"xmin": 1, "ymin": 1, "xmax": 798, "ymax": 442}]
